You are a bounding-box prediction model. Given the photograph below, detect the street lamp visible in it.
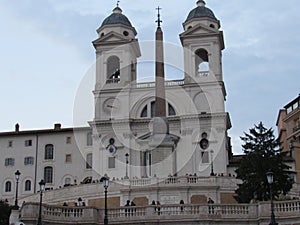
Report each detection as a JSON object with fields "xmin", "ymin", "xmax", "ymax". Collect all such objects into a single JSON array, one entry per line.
[
  {"xmin": 37, "ymin": 179, "xmax": 45, "ymax": 225},
  {"xmin": 14, "ymin": 170, "xmax": 21, "ymax": 209},
  {"xmin": 100, "ymin": 175, "xmax": 109, "ymax": 225},
  {"xmin": 125, "ymin": 153, "xmax": 129, "ymax": 179},
  {"xmin": 266, "ymin": 171, "xmax": 278, "ymax": 225},
  {"xmin": 210, "ymin": 150, "xmax": 214, "ymax": 176}
]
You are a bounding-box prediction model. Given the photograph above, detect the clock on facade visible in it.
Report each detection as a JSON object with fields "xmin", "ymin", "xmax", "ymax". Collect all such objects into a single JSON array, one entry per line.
[{"xmin": 103, "ymin": 98, "xmax": 120, "ymax": 113}]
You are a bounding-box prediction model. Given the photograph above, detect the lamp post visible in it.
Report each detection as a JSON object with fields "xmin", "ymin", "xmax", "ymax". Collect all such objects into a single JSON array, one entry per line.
[
  {"xmin": 210, "ymin": 150, "xmax": 214, "ymax": 176},
  {"xmin": 125, "ymin": 153, "xmax": 129, "ymax": 179},
  {"xmin": 37, "ymin": 179, "xmax": 45, "ymax": 225},
  {"xmin": 14, "ymin": 170, "xmax": 21, "ymax": 210},
  {"xmin": 266, "ymin": 171, "xmax": 278, "ymax": 225},
  {"xmin": 100, "ymin": 175, "xmax": 109, "ymax": 225}
]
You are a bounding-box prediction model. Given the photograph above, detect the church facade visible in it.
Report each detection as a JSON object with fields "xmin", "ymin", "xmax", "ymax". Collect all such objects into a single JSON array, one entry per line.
[
  {"xmin": 1, "ymin": 0, "xmax": 235, "ymax": 208},
  {"xmin": 90, "ymin": 0, "xmax": 231, "ymax": 181}
]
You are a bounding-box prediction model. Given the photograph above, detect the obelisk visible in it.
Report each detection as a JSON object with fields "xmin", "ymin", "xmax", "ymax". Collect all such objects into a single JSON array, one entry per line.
[
  {"xmin": 155, "ymin": 6, "xmax": 166, "ymax": 118},
  {"xmin": 153, "ymin": 6, "xmax": 169, "ymax": 135}
]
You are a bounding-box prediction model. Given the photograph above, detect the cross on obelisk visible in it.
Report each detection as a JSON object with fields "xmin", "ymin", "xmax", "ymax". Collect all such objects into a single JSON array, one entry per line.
[{"xmin": 155, "ymin": 6, "xmax": 162, "ymax": 27}]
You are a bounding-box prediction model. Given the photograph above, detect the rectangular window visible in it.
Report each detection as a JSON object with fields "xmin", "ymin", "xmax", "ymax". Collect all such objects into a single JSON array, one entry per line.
[
  {"xmin": 293, "ymin": 102, "xmax": 299, "ymax": 110},
  {"xmin": 86, "ymin": 153, "xmax": 92, "ymax": 169},
  {"xmin": 287, "ymin": 106, "xmax": 292, "ymax": 114},
  {"xmin": 5, "ymin": 158, "xmax": 15, "ymax": 166},
  {"xmin": 45, "ymin": 144, "xmax": 54, "ymax": 160},
  {"xmin": 8, "ymin": 141, "xmax": 13, "ymax": 147},
  {"xmin": 201, "ymin": 152, "xmax": 209, "ymax": 163},
  {"xmin": 5, "ymin": 181, "xmax": 12, "ymax": 192},
  {"xmin": 65, "ymin": 154, "xmax": 72, "ymax": 163},
  {"xmin": 108, "ymin": 157, "xmax": 115, "ymax": 169},
  {"xmin": 44, "ymin": 167, "xmax": 53, "ymax": 183},
  {"xmin": 24, "ymin": 157, "xmax": 34, "ymax": 165},
  {"xmin": 25, "ymin": 140, "xmax": 32, "ymax": 147},
  {"xmin": 87, "ymin": 132, "xmax": 93, "ymax": 146},
  {"xmin": 66, "ymin": 137, "xmax": 71, "ymax": 144}
]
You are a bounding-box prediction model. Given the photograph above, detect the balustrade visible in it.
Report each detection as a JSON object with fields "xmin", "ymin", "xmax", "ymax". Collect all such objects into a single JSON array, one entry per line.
[
  {"xmin": 20, "ymin": 200, "xmax": 300, "ymax": 224},
  {"xmin": 198, "ymin": 71, "xmax": 209, "ymax": 76},
  {"xmin": 133, "ymin": 79, "xmax": 184, "ymax": 89},
  {"xmin": 106, "ymin": 78, "xmax": 120, "ymax": 84},
  {"xmin": 125, "ymin": 176, "xmax": 238, "ymax": 187}
]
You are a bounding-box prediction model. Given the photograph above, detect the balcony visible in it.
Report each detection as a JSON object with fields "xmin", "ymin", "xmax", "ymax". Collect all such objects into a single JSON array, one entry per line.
[
  {"xmin": 106, "ymin": 78, "xmax": 120, "ymax": 84},
  {"xmin": 132, "ymin": 79, "xmax": 184, "ymax": 89},
  {"xmin": 198, "ymin": 71, "xmax": 209, "ymax": 77}
]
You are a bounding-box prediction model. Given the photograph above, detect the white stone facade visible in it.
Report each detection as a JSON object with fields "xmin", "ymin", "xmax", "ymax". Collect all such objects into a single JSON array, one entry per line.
[{"xmin": 90, "ymin": 2, "xmax": 231, "ymax": 182}]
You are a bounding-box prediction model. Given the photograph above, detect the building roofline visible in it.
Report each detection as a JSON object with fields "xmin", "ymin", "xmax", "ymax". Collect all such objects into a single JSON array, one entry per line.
[
  {"xmin": 284, "ymin": 94, "xmax": 300, "ymax": 109},
  {"xmin": 0, "ymin": 126, "xmax": 91, "ymax": 137}
]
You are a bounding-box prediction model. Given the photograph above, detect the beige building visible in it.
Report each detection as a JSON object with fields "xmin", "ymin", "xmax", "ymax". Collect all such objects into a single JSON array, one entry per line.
[
  {"xmin": 277, "ymin": 94, "xmax": 300, "ymax": 182},
  {"xmin": 0, "ymin": 124, "xmax": 94, "ymax": 204}
]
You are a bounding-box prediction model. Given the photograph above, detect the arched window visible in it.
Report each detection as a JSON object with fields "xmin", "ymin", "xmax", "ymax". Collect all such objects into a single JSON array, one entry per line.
[
  {"xmin": 25, "ymin": 180, "xmax": 31, "ymax": 191},
  {"xmin": 140, "ymin": 101, "xmax": 176, "ymax": 118},
  {"xmin": 5, "ymin": 181, "xmax": 12, "ymax": 192},
  {"xmin": 195, "ymin": 49, "xmax": 209, "ymax": 76},
  {"xmin": 44, "ymin": 167, "xmax": 53, "ymax": 183},
  {"xmin": 107, "ymin": 56, "xmax": 120, "ymax": 83},
  {"xmin": 87, "ymin": 132, "xmax": 93, "ymax": 146},
  {"xmin": 65, "ymin": 178, "xmax": 71, "ymax": 186},
  {"xmin": 45, "ymin": 144, "xmax": 54, "ymax": 160}
]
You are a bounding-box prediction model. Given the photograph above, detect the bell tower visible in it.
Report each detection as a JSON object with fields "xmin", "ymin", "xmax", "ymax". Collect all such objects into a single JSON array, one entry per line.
[
  {"xmin": 93, "ymin": 6, "xmax": 141, "ymax": 89},
  {"xmin": 177, "ymin": 1, "xmax": 231, "ymax": 176},
  {"xmin": 91, "ymin": 5, "xmax": 141, "ymax": 178},
  {"xmin": 180, "ymin": 0, "xmax": 224, "ymax": 83},
  {"xmin": 92, "ymin": 5, "xmax": 141, "ymax": 121}
]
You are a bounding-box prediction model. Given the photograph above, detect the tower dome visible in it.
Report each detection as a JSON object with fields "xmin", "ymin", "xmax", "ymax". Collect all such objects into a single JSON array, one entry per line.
[
  {"xmin": 185, "ymin": 0, "xmax": 217, "ymax": 22},
  {"xmin": 101, "ymin": 6, "xmax": 133, "ymax": 27}
]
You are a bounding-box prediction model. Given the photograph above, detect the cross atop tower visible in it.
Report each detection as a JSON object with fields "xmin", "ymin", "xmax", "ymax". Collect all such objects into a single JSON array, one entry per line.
[{"xmin": 155, "ymin": 6, "xmax": 162, "ymax": 27}]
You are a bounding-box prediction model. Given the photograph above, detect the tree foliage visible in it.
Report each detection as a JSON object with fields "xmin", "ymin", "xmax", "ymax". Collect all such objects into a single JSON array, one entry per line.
[
  {"xmin": 235, "ymin": 122, "xmax": 293, "ymax": 203},
  {"xmin": 0, "ymin": 200, "xmax": 12, "ymax": 225}
]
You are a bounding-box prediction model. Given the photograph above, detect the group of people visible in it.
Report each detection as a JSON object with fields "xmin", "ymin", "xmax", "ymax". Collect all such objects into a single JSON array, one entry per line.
[
  {"xmin": 207, "ymin": 197, "xmax": 215, "ymax": 214},
  {"xmin": 123, "ymin": 197, "xmax": 215, "ymax": 216},
  {"xmin": 124, "ymin": 200, "xmax": 136, "ymax": 216},
  {"xmin": 151, "ymin": 200, "xmax": 161, "ymax": 215}
]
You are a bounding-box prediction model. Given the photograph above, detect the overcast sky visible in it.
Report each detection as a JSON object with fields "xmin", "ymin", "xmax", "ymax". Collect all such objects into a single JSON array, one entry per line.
[{"xmin": 0, "ymin": 0, "xmax": 299, "ymax": 154}]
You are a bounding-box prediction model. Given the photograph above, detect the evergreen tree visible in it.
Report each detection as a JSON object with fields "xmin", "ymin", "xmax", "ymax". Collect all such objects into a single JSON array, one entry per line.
[
  {"xmin": 0, "ymin": 200, "xmax": 12, "ymax": 225},
  {"xmin": 235, "ymin": 122, "xmax": 293, "ymax": 203}
]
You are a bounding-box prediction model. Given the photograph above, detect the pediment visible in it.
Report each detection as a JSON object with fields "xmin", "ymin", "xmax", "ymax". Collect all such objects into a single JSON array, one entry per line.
[
  {"xmin": 180, "ymin": 24, "xmax": 218, "ymax": 37},
  {"xmin": 93, "ymin": 31, "xmax": 130, "ymax": 45}
]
